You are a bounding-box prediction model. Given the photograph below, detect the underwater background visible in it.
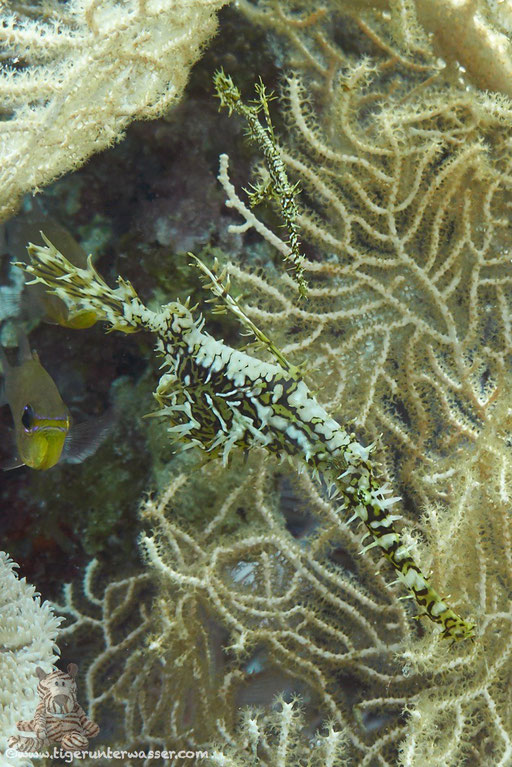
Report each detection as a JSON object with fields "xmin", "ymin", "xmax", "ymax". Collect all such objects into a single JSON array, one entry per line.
[{"xmin": 3, "ymin": 1, "xmax": 512, "ymax": 765}]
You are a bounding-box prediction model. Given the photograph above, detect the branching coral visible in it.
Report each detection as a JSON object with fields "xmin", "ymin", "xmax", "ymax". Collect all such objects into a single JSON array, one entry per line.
[
  {"xmin": 0, "ymin": 552, "xmax": 62, "ymax": 766},
  {"xmin": 238, "ymin": 0, "xmax": 512, "ymax": 98},
  {"xmin": 20, "ymin": 234, "xmax": 474, "ymax": 638},
  {"xmin": 0, "ymin": 0, "xmax": 228, "ymax": 222},
  {"xmin": 55, "ymin": 558, "xmax": 155, "ymax": 760},
  {"xmin": 211, "ymin": 3, "xmax": 512, "ymax": 763},
  {"xmin": 55, "ymin": 453, "xmax": 417, "ymax": 765},
  {"xmin": 207, "ymin": 695, "xmax": 346, "ymax": 766},
  {"xmin": 398, "ymin": 396, "xmax": 512, "ymax": 766},
  {"xmin": 20, "ymin": 2, "xmax": 512, "ymax": 754},
  {"xmin": 218, "ymin": 48, "xmax": 512, "ymax": 500},
  {"xmin": 213, "ymin": 70, "xmax": 308, "ymax": 297}
]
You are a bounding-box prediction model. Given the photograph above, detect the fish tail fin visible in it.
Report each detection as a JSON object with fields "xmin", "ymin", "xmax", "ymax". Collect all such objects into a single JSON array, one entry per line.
[
  {"xmin": 21, "ymin": 234, "xmax": 145, "ymax": 335},
  {"xmin": 0, "ymin": 329, "xmax": 36, "ymax": 374},
  {"xmin": 0, "ymin": 343, "xmax": 9, "ymax": 375},
  {"xmin": 14, "ymin": 327, "xmax": 34, "ymax": 363},
  {"xmin": 2, "ymin": 456, "xmax": 26, "ymax": 471}
]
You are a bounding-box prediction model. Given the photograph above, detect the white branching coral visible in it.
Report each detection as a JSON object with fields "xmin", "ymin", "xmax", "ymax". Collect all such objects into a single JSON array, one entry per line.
[
  {"xmin": 20, "ymin": 236, "xmax": 474, "ymax": 639},
  {"xmin": 238, "ymin": 0, "xmax": 512, "ymax": 97},
  {"xmin": 54, "ymin": 559, "xmax": 154, "ymax": 758},
  {"xmin": 213, "ymin": 70, "xmax": 308, "ymax": 298},
  {"xmin": 0, "ymin": 0, "xmax": 227, "ymax": 222},
  {"xmin": 0, "ymin": 552, "xmax": 62, "ymax": 766},
  {"xmin": 8, "ymin": 1, "xmax": 512, "ymax": 764},
  {"xmin": 218, "ymin": 53, "xmax": 512, "ymax": 498}
]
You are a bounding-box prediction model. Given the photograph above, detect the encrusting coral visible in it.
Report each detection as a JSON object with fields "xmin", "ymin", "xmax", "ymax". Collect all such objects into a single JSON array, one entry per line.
[
  {"xmin": 0, "ymin": 552, "xmax": 62, "ymax": 766},
  {"xmin": 0, "ymin": 0, "xmax": 228, "ymax": 223}
]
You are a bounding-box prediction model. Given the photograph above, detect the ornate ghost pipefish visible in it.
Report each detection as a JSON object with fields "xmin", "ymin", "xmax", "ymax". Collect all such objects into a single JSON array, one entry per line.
[{"xmin": 19, "ymin": 235, "xmax": 475, "ymax": 641}]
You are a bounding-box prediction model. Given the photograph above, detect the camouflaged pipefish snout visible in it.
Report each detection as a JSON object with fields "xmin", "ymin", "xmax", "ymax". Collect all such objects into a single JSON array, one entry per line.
[{"xmin": 21, "ymin": 236, "xmax": 475, "ymax": 641}]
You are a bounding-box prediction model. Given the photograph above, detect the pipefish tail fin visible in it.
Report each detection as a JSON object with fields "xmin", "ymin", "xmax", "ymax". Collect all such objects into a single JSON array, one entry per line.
[{"xmin": 21, "ymin": 235, "xmax": 142, "ymax": 335}]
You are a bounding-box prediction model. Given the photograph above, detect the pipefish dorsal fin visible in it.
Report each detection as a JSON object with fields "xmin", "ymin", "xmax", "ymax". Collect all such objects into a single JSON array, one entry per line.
[{"xmin": 189, "ymin": 254, "xmax": 302, "ymax": 378}]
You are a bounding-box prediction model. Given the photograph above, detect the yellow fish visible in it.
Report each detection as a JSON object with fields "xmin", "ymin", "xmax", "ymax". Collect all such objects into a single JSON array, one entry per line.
[
  {"xmin": 0, "ymin": 334, "xmax": 70, "ymax": 469},
  {"xmin": 1, "ymin": 333, "xmax": 113, "ymax": 470}
]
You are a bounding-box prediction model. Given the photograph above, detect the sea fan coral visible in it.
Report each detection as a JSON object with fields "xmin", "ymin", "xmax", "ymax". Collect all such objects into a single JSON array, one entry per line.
[
  {"xmin": 55, "ymin": 454, "xmax": 415, "ymax": 765},
  {"xmin": 207, "ymin": 695, "xmax": 346, "ymax": 766},
  {"xmin": 0, "ymin": 0, "xmax": 227, "ymax": 222}
]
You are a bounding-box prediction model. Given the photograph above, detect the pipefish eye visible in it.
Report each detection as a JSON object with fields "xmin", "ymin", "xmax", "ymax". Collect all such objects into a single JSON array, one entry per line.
[{"xmin": 21, "ymin": 404, "xmax": 35, "ymax": 430}]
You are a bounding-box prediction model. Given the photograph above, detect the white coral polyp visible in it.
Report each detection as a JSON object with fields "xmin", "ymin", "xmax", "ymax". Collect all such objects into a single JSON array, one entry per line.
[{"xmin": 0, "ymin": 552, "xmax": 62, "ymax": 766}]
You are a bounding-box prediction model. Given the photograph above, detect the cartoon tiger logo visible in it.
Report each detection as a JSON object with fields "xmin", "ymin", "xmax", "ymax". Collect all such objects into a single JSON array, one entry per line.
[{"xmin": 8, "ymin": 664, "xmax": 99, "ymax": 752}]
